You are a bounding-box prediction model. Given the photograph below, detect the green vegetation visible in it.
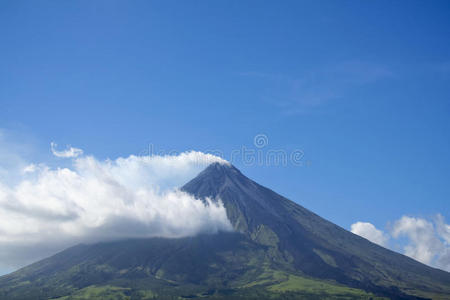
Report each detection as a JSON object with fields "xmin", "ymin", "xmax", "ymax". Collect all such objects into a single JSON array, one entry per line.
[
  {"xmin": 45, "ymin": 278, "xmax": 387, "ymax": 300},
  {"xmin": 52, "ymin": 285, "xmax": 132, "ymax": 300},
  {"xmin": 312, "ymin": 249, "xmax": 338, "ymax": 268},
  {"xmin": 267, "ymin": 275, "xmax": 384, "ymax": 299},
  {"xmin": 241, "ymin": 266, "xmax": 386, "ymax": 300},
  {"xmin": 51, "ymin": 285, "xmax": 158, "ymax": 300}
]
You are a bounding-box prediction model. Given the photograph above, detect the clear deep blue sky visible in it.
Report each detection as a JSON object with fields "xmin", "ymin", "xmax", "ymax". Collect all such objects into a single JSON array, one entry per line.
[{"xmin": 1, "ymin": 1, "xmax": 449, "ymax": 230}]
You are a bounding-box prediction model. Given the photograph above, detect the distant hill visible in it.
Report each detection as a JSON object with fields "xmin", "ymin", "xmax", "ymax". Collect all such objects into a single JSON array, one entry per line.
[{"xmin": 1, "ymin": 163, "xmax": 449, "ymax": 299}]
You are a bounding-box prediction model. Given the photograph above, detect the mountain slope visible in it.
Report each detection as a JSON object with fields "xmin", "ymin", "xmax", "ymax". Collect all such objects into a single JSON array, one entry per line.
[
  {"xmin": 181, "ymin": 163, "xmax": 450, "ymax": 299},
  {"xmin": 0, "ymin": 163, "xmax": 449, "ymax": 299},
  {"xmin": 1, "ymin": 232, "xmax": 388, "ymax": 300}
]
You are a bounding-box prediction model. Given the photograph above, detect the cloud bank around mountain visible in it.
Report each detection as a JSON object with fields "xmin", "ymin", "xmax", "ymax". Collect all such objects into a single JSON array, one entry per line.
[
  {"xmin": 351, "ymin": 215, "xmax": 450, "ymax": 272},
  {"xmin": 0, "ymin": 142, "xmax": 232, "ymax": 270}
]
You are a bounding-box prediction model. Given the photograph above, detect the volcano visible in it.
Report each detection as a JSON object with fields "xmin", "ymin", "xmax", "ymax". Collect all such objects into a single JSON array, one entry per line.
[{"xmin": 0, "ymin": 163, "xmax": 449, "ymax": 299}]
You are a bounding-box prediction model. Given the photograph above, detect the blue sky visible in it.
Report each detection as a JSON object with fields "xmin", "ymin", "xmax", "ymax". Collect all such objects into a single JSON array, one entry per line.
[{"xmin": 1, "ymin": 1, "xmax": 450, "ymax": 271}]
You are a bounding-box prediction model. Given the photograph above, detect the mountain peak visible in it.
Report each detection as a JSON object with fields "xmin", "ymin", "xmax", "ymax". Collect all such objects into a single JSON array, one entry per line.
[
  {"xmin": 182, "ymin": 162, "xmax": 249, "ymax": 200},
  {"xmin": 202, "ymin": 160, "xmax": 229, "ymax": 168},
  {"xmin": 182, "ymin": 162, "xmax": 289, "ymax": 233},
  {"xmin": 198, "ymin": 161, "xmax": 241, "ymax": 176}
]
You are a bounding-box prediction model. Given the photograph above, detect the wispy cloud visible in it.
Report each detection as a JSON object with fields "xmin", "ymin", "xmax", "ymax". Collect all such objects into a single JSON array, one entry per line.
[
  {"xmin": 241, "ymin": 60, "xmax": 394, "ymax": 114},
  {"xmin": 351, "ymin": 214, "xmax": 450, "ymax": 272},
  {"xmin": 50, "ymin": 142, "xmax": 84, "ymax": 158}
]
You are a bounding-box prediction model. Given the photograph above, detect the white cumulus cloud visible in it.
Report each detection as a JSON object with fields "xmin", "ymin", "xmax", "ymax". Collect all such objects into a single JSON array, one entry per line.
[
  {"xmin": 351, "ymin": 215, "xmax": 450, "ymax": 272},
  {"xmin": 435, "ymin": 214, "xmax": 450, "ymax": 244},
  {"xmin": 50, "ymin": 142, "xmax": 84, "ymax": 158},
  {"xmin": 0, "ymin": 149, "xmax": 232, "ymax": 271},
  {"xmin": 392, "ymin": 216, "xmax": 449, "ymax": 269},
  {"xmin": 351, "ymin": 222, "xmax": 388, "ymax": 247}
]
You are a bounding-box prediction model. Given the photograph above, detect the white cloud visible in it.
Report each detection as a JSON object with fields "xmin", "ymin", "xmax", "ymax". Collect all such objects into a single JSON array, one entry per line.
[
  {"xmin": 435, "ymin": 214, "xmax": 450, "ymax": 244},
  {"xmin": 50, "ymin": 142, "xmax": 84, "ymax": 158},
  {"xmin": 351, "ymin": 215, "xmax": 450, "ymax": 272},
  {"xmin": 392, "ymin": 216, "xmax": 448, "ymax": 268},
  {"xmin": 0, "ymin": 150, "xmax": 232, "ymax": 270},
  {"xmin": 351, "ymin": 222, "xmax": 388, "ymax": 247}
]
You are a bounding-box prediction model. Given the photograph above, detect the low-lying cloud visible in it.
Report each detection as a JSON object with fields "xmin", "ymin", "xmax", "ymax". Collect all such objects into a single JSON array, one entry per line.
[
  {"xmin": 0, "ymin": 145, "xmax": 232, "ymax": 271},
  {"xmin": 351, "ymin": 215, "xmax": 450, "ymax": 272}
]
